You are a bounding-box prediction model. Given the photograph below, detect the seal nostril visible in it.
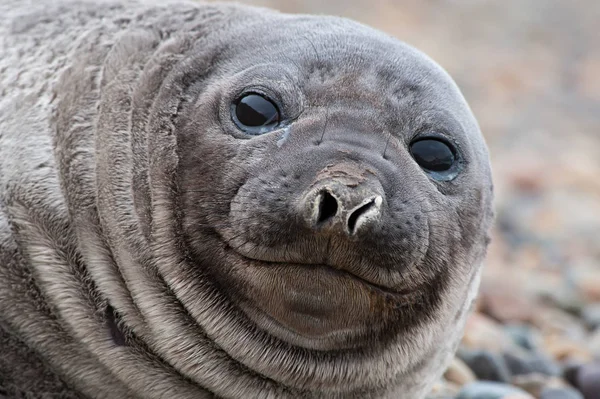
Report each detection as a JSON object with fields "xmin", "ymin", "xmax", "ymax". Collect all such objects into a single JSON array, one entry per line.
[
  {"xmin": 317, "ymin": 191, "xmax": 338, "ymax": 224},
  {"xmin": 347, "ymin": 199, "xmax": 376, "ymax": 234}
]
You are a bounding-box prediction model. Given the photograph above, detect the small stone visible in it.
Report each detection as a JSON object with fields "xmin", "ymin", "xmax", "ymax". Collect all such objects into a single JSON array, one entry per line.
[
  {"xmin": 511, "ymin": 373, "xmax": 548, "ymax": 397},
  {"xmin": 456, "ymin": 381, "xmax": 533, "ymax": 399},
  {"xmin": 503, "ymin": 351, "xmax": 560, "ymax": 377},
  {"xmin": 588, "ymin": 329, "xmax": 600, "ymax": 359},
  {"xmin": 427, "ymin": 379, "xmax": 461, "ymax": 398},
  {"xmin": 458, "ymin": 349, "xmax": 512, "ymax": 383},
  {"xmin": 479, "ymin": 285, "xmax": 535, "ymax": 323},
  {"xmin": 542, "ymin": 334, "xmax": 593, "ymax": 363},
  {"xmin": 540, "ymin": 387, "xmax": 584, "ymax": 399},
  {"xmin": 462, "ymin": 312, "xmax": 516, "ymax": 352},
  {"xmin": 512, "ymin": 374, "xmax": 570, "ymax": 397},
  {"xmin": 445, "ymin": 357, "xmax": 477, "ymax": 386},
  {"xmin": 504, "ymin": 324, "xmax": 541, "ymax": 351},
  {"xmin": 581, "ymin": 303, "xmax": 600, "ymax": 330},
  {"xmin": 562, "ymin": 362, "xmax": 583, "ymax": 388},
  {"xmin": 571, "ymin": 267, "xmax": 600, "ymax": 302},
  {"xmin": 532, "ymin": 307, "xmax": 587, "ymax": 341},
  {"xmin": 538, "ymin": 279, "xmax": 586, "ymax": 315},
  {"xmin": 577, "ymin": 362, "xmax": 600, "ymax": 399}
]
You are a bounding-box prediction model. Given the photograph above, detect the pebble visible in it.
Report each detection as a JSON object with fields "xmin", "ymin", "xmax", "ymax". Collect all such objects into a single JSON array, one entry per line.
[
  {"xmin": 572, "ymin": 267, "xmax": 600, "ymax": 303},
  {"xmin": 427, "ymin": 379, "xmax": 461, "ymax": 398},
  {"xmin": 503, "ymin": 350, "xmax": 560, "ymax": 377},
  {"xmin": 504, "ymin": 324, "xmax": 541, "ymax": 351},
  {"xmin": 540, "ymin": 386, "xmax": 584, "ymax": 399},
  {"xmin": 532, "ymin": 307, "xmax": 588, "ymax": 341},
  {"xmin": 510, "ymin": 373, "xmax": 550, "ymax": 397},
  {"xmin": 445, "ymin": 357, "xmax": 477, "ymax": 386},
  {"xmin": 462, "ymin": 313, "xmax": 516, "ymax": 353},
  {"xmin": 562, "ymin": 362, "xmax": 583, "ymax": 388},
  {"xmin": 512, "ymin": 373, "xmax": 570, "ymax": 397},
  {"xmin": 479, "ymin": 284, "xmax": 535, "ymax": 323},
  {"xmin": 456, "ymin": 381, "xmax": 533, "ymax": 399},
  {"xmin": 581, "ymin": 303, "xmax": 600, "ymax": 330},
  {"xmin": 458, "ymin": 349, "xmax": 512, "ymax": 383},
  {"xmin": 542, "ymin": 334, "xmax": 593, "ymax": 363},
  {"xmin": 538, "ymin": 279, "xmax": 586, "ymax": 315},
  {"xmin": 577, "ymin": 362, "xmax": 600, "ymax": 399},
  {"xmin": 588, "ymin": 329, "xmax": 600, "ymax": 359}
]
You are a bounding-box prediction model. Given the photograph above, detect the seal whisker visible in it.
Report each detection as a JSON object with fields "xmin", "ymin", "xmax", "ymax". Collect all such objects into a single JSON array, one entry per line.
[
  {"xmin": 382, "ymin": 129, "xmax": 393, "ymax": 159},
  {"xmin": 318, "ymin": 105, "xmax": 330, "ymax": 145},
  {"xmin": 303, "ymin": 36, "xmax": 322, "ymax": 66},
  {"xmin": 303, "ymin": 35, "xmax": 330, "ymax": 146}
]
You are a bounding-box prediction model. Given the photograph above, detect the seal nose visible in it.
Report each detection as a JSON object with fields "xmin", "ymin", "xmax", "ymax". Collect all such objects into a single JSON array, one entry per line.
[{"xmin": 304, "ymin": 183, "xmax": 383, "ymax": 236}]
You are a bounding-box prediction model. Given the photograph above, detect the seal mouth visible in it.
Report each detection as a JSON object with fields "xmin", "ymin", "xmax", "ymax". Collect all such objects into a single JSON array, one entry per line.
[
  {"xmin": 224, "ymin": 236, "xmax": 414, "ymax": 294},
  {"xmin": 237, "ymin": 252, "xmax": 412, "ymax": 298},
  {"xmin": 222, "ymin": 242, "xmax": 422, "ymax": 349}
]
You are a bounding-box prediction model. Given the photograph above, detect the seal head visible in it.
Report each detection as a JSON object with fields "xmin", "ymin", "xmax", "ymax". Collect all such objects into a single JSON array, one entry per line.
[{"xmin": 173, "ymin": 9, "xmax": 493, "ymax": 392}]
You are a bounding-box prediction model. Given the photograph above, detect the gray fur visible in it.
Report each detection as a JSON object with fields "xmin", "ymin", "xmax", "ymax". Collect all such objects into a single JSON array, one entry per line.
[{"xmin": 0, "ymin": 0, "xmax": 494, "ymax": 398}]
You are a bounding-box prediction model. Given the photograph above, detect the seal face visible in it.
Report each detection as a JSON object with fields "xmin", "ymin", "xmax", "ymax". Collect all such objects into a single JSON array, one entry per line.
[
  {"xmin": 0, "ymin": 1, "xmax": 494, "ymax": 398},
  {"xmin": 177, "ymin": 16, "xmax": 493, "ymax": 354}
]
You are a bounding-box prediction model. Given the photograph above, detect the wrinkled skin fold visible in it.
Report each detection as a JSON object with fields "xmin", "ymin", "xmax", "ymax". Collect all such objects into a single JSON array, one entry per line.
[{"xmin": 0, "ymin": 0, "xmax": 494, "ymax": 398}]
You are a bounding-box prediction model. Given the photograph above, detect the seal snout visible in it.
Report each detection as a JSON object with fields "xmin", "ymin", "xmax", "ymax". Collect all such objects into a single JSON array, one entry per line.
[{"xmin": 303, "ymin": 179, "xmax": 384, "ymax": 236}]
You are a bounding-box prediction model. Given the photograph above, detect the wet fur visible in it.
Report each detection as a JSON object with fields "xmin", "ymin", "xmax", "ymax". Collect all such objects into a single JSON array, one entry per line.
[{"xmin": 0, "ymin": 0, "xmax": 494, "ymax": 398}]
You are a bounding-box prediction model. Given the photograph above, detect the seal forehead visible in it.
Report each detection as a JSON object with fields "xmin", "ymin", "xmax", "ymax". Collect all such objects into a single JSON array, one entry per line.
[
  {"xmin": 214, "ymin": 14, "xmax": 482, "ymax": 144},
  {"xmin": 225, "ymin": 16, "xmax": 440, "ymax": 80}
]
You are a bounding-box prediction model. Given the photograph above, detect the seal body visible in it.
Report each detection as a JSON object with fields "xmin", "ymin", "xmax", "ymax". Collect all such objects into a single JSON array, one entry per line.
[{"xmin": 0, "ymin": 0, "xmax": 494, "ymax": 398}]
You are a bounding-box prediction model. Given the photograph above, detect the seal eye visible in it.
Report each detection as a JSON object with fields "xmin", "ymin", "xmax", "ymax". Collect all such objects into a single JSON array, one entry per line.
[
  {"xmin": 410, "ymin": 138, "xmax": 456, "ymax": 173},
  {"xmin": 233, "ymin": 93, "xmax": 280, "ymax": 134}
]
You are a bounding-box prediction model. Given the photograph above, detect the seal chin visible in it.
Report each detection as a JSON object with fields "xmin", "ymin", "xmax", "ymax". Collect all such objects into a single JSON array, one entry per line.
[{"xmin": 230, "ymin": 255, "xmax": 419, "ymax": 350}]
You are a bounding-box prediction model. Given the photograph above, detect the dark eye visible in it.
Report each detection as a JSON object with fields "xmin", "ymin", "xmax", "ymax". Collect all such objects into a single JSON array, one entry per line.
[
  {"xmin": 410, "ymin": 138, "xmax": 456, "ymax": 173},
  {"xmin": 232, "ymin": 93, "xmax": 280, "ymax": 134}
]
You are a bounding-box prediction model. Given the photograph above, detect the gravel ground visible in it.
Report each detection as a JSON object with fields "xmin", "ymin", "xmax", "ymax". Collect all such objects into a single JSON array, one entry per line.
[{"xmin": 216, "ymin": 1, "xmax": 600, "ymax": 397}]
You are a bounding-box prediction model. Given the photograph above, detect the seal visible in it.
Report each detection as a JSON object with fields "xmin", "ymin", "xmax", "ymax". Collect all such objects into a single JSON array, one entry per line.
[{"xmin": 0, "ymin": 0, "xmax": 494, "ymax": 397}]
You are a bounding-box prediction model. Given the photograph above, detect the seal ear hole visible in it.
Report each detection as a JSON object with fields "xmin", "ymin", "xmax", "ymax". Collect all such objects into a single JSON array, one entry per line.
[{"xmin": 231, "ymin": 92, "xmax": 280, "ymax": 135}]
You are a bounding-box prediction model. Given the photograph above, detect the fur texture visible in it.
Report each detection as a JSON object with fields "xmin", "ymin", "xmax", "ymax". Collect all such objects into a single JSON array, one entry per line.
[{"xmin": 0, "ymin": 0, "xmax": 494, "ymax": 398}]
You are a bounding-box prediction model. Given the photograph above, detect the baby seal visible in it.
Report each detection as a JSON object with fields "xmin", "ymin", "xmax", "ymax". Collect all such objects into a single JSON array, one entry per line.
[{"xmin": 0, "ymin": 0, "xmax": 494, "ymax": 397}]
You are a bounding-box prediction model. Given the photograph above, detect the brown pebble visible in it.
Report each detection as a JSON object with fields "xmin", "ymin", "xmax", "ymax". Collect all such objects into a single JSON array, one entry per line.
[
  {"xmin": 588, "ymin": 329, "xmax": 600, "ymax": 359},
  {"xmin": 462, "ymin": 312, "xmax": 515, "ymax": 352},
  {"xmin": 573, "ymin": 268, "xmax": 600, "ymax": 302},
  {"xmin": 479, "ymin": 287, "xmax": 536, "ymax": 323},
  {"xmin": 444, "ymin": 357, "xmax": 477, "ymax": 386},
  {"xmin": 542, "ymin": 335, "xmax": 593, "ymax": 363},
  {"xmin": 512, "ymin": 373, "xmax": 568, "ymax": 397},
  {"xmin": 428, "ymin": 379, "xmax": 460, "ymax": 396}
]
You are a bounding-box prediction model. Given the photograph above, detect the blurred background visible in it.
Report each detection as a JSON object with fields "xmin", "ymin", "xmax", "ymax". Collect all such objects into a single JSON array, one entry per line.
[{"xmin": 218, "ymin": 0, "xmax": 600, "ymax": 397}]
